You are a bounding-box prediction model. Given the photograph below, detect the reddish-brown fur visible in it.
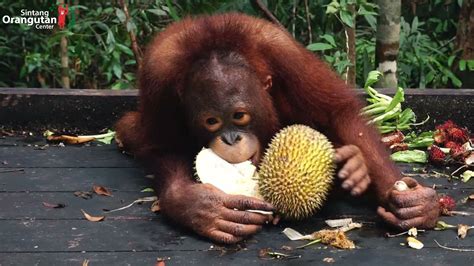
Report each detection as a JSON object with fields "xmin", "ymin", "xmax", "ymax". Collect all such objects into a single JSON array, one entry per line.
[
  {"xmin": 120, "ymin": 13, "xmax": 397, "ymax": 196},
  {"xmin": 116, "ymin": 13, "xmax": 439, "ymax": 243}
]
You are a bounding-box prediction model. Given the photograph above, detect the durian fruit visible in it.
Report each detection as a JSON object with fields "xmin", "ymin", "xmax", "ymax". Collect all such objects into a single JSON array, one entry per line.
[
  {"xmin": 194, "ymin": 148, "xmax": 261, "ymax": 198},
  {"xmin": 258, "ymin": 124, "xmax": 335, "ymax": 220}
]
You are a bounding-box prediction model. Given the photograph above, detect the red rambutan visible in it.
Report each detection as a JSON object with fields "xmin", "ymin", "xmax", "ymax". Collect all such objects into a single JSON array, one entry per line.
[
  {"xmin": 439, "ymin": 195, "xmax": 456, "ymax": 216},
  {"xmin": 429, "ymin": 145, "xmax": 446, "ymax": 165},
  {"xmin": 447, "ymin": 127, "xmax": 469, "ymax": 143},
  {"xmin": 433, "ymin": 130, "xmax": 446, "ymax": 145},
  {"xmin": 444, "ymin": 141, "xmax": 459, "ymax": 149},
  {"xmin": 435, "ymin": 120, "xmax": 457, "ymax": 131}
]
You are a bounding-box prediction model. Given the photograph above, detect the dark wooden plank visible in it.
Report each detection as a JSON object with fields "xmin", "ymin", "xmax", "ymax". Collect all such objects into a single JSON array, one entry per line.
[
  {"xmin": 0, "ymin": 168, "xmax": 150, "ymax": 192},
  {"xmin": 0, "ymin": 218, "xmax": 473, "ymax": 254},
  {"xmin": 0, "ymin": 192, "xmax": 157, "ymax": 219},
  {"xmin": 0, "ymin": 145, "xmax": 138, "ymax": 168},
  {"xmin": 2, "ymin": 248, "xmax": 474, "ymax": 266}
]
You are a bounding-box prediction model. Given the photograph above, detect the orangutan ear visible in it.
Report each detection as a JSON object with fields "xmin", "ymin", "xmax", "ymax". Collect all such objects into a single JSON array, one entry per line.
[{"xmin": 263, "ymin": 75, "xmax": 272, "ymax": 91}]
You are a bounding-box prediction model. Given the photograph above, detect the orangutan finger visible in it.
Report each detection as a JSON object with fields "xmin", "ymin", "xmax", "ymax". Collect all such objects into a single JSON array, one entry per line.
[
  {"xmin": 400, "ymin": 176, "xmax": 420, "ymax": 188},
  {"xmin": 224, "ymin": 195, "xmax": 274, "ymax": 211},
  {"xmin": 216, "ymin": 220, "xmax": 262, "ymax": 236},
  {"xmin": 377, "ymin": 206, "xmax": 403, "ymax": 228},
  {"xmin": 342, "ymin": 166, "xmax": 367, "ymax": 190},
  {"xmin": 392, "ymin": 205, "xmax": 425, "ymax": 220},
  {"xmin": 390, "ymin": 188, "xmax": 437, "ymax": 208},
  {"xmin": 221, "ymin": 208, "xmax": 271, "ymax": 225},
  {"xmin": 209, "ymin": 230, "xmax": 243, "ymax": 244},
  {"xmin": 338, "ymin": 155, "xmax": 364, "ymax": 180},
  {"xmin": 351, "ymin": 175, "xmax": 371, "ymax": 196},
  {"xmin": 334, "ymin": 145, "xmax": 360, "ymax": 163}
]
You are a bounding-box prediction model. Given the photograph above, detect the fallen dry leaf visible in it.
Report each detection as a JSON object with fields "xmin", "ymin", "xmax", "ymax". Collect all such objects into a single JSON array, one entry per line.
[
  {"xmin": 93, "ymin": 185, "xmax": 112, "ymax": 196},
  {"xmin": 82, "ymin": 259, "xmax": 89, "ymax": 266},
  {"xmin": 151, "ymin": 200, "xmax": 161, "ymax": 212},
  {"xmin": 457, "ymin": 224, "xmax": 470, "ymax": 239},
  {"xmin": 81, "ymin": 209, "xmax": 105, "ymax": 222},
  {"xmin": 74, "ymin": 191, "xmax": 93, "ymax": 200},
  {"xmin": 407, "ymin": 237, "xmax": 423, "ymax": 249},
  {"xmin": 42, "ymin": 202, "xmax": 66, "ymax": 209}
]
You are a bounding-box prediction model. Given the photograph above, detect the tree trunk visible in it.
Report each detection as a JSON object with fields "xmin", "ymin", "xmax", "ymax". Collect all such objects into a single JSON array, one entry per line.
[
  {"xmin": 454, "ymin": 0, "xmax": 474, "ymax": 88},
  {"xmin": 58, "ymin": 0, "xmax": 70, "ymax": 89},
  {"xmin": 375, "ymin": 0, "xmax": 401, "ymax": 88},
  {"xmin": 345, "ymin": 3, "xmax": 356, "ymax": 86}
]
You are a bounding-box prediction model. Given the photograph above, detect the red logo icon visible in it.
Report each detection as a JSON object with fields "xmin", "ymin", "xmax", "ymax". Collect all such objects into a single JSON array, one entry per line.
[{"xmin": 57, "ymin": 4, "xmax": 68, "ymax": 29}]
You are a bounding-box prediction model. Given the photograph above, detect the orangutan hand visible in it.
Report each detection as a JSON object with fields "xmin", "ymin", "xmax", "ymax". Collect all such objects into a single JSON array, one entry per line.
[
  {"xmin": 335, "ymin": 145, "xmax": 371, "ymax": 196},
  {"xmin": 160, "ymin": 181, "xmax": 275, "ymax": 244},
  {"xmin": 377, "ymin": 177, "xmax": 440, "ymax": 229}
]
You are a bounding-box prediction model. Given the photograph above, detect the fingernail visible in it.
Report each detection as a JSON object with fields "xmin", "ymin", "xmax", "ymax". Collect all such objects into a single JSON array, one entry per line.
[
  {"xmin": 338, "ymin": 171, "xmax": 347, "ymax": 179},
  {"xmin": 342, "ymin": 182, "xmax": 350, "ymax": 189}
]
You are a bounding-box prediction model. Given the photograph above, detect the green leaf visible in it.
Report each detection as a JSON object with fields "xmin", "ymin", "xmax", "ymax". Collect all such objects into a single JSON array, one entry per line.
[
  {"xmin": 116, "ymin": 43, "xmax": 133, "ymax": 56},
  {"xmin": 116, "ymin": 8, "xmax": 126, "ymax": 23},
  {"xmin": 448, "ymin": 55, "xmax": 456, "ymax": 67},
  {"xmin": 112, "ymin": 63, "xmax": 122, "ymax": 79},
  {"xmin": 459, "ymin": 60, "xmax": 466, "ymax": 71},
  {"xmin": 339, "ymin": 10, "xmax": 354, "ymax": 28},
  {"xmin": 147, "ymin": 9, "xmax": 167, "ymax": 16},
  {"xmin": 141, "ymin": 188, "xmax": 155, "ymax": 193},
  {"xmin": 467, "ymin": 60, "xmax": 474, "ymax": 70},
  {"xmin": 365, "ymin": 70, "xmax": 382, "ymax": 88},
  {"xmin": 165, "ymin": 0, "xmax": 180, "ymax": 21},
  {"xmin": 411, "ymin": 17, "xmax": 419, "ymax": 34},
  {"xmin": 461, "ymin": 170, "xmax": 474, "ymax": 183},
  {"xmin": 126, "ymin": 21, "xmax": 137, "ymax": 33},
  {"xmin": 384, "ymin": 87, "xmax": 404, "ymax": 113},
  {"xmin": 106, "ymin": 30, "xmax": 115, "ymax": 45},
  {"xmin": 320, "ymin": 34, "xmax": 336, "ymax": 47},
  {"xmin": 390, "ymin": 150, "xmax": 427, "ymax": 163},
  {"xmin": 307, "ymin": 43, "xmax": 334, "ymax": 51}
]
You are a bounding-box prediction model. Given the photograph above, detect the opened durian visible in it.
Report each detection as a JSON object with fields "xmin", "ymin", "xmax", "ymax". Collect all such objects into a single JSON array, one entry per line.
[
  {"xmin": 194, "ymin": 124, "xmax": 335, "ymax": 220},
  {"xmin": 194, "ymin": 148, "xmax": 261, "ymax": 198},
  {"xmin": 258, "ymin": 124, "xmax": 335, "ymax": 220}
]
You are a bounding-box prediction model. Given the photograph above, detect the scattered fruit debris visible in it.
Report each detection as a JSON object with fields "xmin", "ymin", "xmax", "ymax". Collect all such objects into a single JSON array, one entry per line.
[
  {"xmin": 407, "ymin": 236, "xmax": 423, "ymax": 249},
  {"xmin": 44, "ymin": 130, "xmax": 116, "ymax": 145},
  {"xmin": 151, "ymin": 200, "xmax": 161, "ymax": 213},
  {"xmin": 434, "ymin": 221, "xmax": 456, "ymax": 231},
  {"xmin": 457, "ymin": 224, "xmax": 472, "ymax": 239},
  {"xmin": 323, "ymin": 257, "xmax": 335, "ymax": 263}
]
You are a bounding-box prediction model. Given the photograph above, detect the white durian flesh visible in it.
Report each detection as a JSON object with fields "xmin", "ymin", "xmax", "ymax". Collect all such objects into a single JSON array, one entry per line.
[{"xmin": 194, "ymin": 148, "xmax": 261, "ymax": 198}]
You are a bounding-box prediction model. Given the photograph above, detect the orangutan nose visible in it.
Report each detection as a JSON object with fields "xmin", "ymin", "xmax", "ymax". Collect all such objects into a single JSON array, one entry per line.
[{"xmin": 221, "ymin": 131, "xmax": 242, "ymax": 145}]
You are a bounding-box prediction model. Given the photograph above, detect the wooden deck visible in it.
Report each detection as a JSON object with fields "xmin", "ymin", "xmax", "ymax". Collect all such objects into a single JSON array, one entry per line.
[{"xmin": 1, "ymin": 136, "xmax": 473, "ymax": 265}]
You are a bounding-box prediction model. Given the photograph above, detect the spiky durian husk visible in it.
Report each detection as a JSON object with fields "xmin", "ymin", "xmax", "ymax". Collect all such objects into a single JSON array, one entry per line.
[{"xmin": 258, "ymin": 125, "xmax": 335, "ymax": 220}]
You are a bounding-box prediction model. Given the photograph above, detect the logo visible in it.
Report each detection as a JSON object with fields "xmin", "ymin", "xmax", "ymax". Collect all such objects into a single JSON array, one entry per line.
[{"xmin": 1, "ymin": 1, "xmax": 76, "ymax": 30}]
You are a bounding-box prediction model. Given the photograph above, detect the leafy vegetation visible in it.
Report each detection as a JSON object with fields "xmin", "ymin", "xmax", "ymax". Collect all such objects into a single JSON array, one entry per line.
[{"xmin": 0, "ymin": 0, "xmax": 468, "ymax": 89}]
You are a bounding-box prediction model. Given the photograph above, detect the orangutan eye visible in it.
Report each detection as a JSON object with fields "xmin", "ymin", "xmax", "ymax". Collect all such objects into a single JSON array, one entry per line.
[
  {"xmin": 203, "ymin": 116, "xmax": 222, "ymax": 132},
  {"xmin": 233, "ymin": 112, "xmax": 245, "ymax": 120},
  {"xmin": 206, "ymin": 117, "xmax": 219, "ymax": 125},
  {"xmin": 232, "ymin": 111, "xmax": 251, "ymax": 126}
]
